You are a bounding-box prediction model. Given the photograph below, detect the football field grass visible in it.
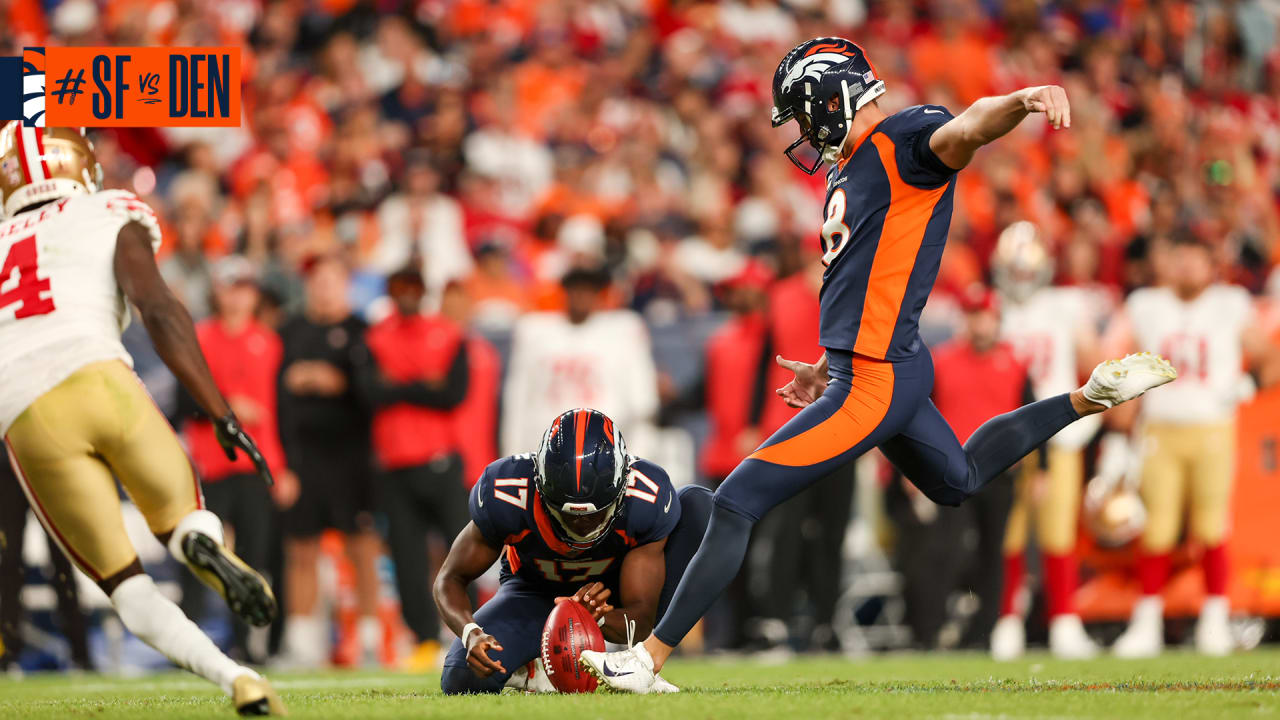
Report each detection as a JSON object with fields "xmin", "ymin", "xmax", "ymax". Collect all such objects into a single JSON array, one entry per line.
[{"xmin": 1, "ymin": 648, "xmax": 1277, "ymax": 719}]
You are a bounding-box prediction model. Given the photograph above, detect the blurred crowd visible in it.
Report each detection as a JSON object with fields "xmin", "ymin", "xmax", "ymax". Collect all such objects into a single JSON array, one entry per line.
[{"xmin": 3, "ymin": 0, "xmax": 1280, "ymax": 668}]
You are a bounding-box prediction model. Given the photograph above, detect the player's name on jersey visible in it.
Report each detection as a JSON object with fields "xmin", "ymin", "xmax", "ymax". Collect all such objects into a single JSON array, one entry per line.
[
  {"xmin": 0, "ymin": 196, "xmax": 70, "ymax": 235},
  {"xmin": 1, "ymin": 47, "xmax": 241, "ymax": 128}
]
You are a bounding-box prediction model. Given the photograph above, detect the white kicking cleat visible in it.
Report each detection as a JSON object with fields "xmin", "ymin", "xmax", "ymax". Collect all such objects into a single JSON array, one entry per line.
[
  {"xmin": 579, "ymin": 644, "xmax": 658, "ymax": 694},
  {"xmin": 1082, "ymin": 353, "xmax": 1177, "ymax": 409},
  {"xmin": 1113, "ymin": 596, "xmax": 1164, "ymax": 659},
  {"xmin": 651, "ymin": 674, "xmax": 681, "ymax": 694},
  {"xmin": 1049, "ymin": 614, "xmax": 1098, "ymax": 660},
  {"xmin": 1195, "ymin": 596, "xmax": 1234, "ymax": 657},
  {"xmin": 990, "ymin": 614, "xmax": 1025, "ymax": 661}
]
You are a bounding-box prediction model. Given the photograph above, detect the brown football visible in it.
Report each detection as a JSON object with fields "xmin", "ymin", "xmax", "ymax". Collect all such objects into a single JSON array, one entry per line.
[{"xmin": 540, "ymin": 599, "xmax": 605, "ymax": 693}]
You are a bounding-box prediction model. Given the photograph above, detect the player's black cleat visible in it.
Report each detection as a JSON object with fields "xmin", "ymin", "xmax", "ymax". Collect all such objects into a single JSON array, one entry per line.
[{"xmin": 182, "ymin": 531, "xmax": 277, "ymax": 628}]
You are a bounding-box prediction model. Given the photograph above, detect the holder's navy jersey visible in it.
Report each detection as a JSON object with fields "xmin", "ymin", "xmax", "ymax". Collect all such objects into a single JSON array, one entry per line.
[
  {"xmin": 818, "ymin": 104, "xmax": 958, "ymax": 360},
  {"xmin": 468, "ymin": 454, "xmax": 681, "ymax": 594}
]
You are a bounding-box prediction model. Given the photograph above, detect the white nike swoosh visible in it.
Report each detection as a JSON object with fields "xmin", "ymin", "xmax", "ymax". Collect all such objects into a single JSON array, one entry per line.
[
  {"xmin": 923, "ymin": 109, "xmax": 943, "ymax": 114},
  {"xmin": 477, "ymin": 492, "xmax": 484, "ymax": 507},
  {"xmin": 663, "ymin": 493, "xmax": 672, "ymax": 513}
]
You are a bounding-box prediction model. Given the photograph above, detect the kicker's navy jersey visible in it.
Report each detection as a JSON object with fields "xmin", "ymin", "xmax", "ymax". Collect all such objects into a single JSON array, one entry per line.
[
  {"xmin": 468, "ymin": 454, "xmax": 681, "ymax": 594},
  {"xmin": 818, "ymin": 104, "xmax": 958, "ymax": 360}
]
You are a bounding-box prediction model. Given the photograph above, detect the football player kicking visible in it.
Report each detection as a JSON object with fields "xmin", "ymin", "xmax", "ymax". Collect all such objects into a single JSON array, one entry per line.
[
  {"xmin": 0, "ymin": 124, "xmax": 283, "ymax": 715},
  {"xmin": 581, "ymin": 37, "xmax": 1176, "ymax": 692},
  {"xmin": 433, "ymin": 408, "xmax": 711, "ymax": 694}
]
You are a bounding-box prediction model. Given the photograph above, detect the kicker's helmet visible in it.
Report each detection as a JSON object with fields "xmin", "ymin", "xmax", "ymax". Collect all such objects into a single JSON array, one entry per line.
[
  {"xmin": 0, "ymin": 123, "xmax": 102, "ymax": 217},
  {"xmin": 772, "ymin": 37, "xmax": 886, "ymax": 174},
  {"xmin": 534, "ymin": 409, "xmax": 630, "ymax": 551},
  {"xmin": 991, "ymin": 221, "xmax": 1053, "ymax": 303}
]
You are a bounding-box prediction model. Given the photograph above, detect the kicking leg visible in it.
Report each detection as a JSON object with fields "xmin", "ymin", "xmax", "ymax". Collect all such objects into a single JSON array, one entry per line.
[{"xmin": 892, "ymin": 351, "xmax": 1177, "ymax": 506}]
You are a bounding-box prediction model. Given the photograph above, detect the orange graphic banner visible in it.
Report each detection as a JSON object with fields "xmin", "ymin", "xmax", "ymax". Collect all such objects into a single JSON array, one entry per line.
[{"xmin": 42, "ymin": 47, "xmax": 239, "ymax": 127}]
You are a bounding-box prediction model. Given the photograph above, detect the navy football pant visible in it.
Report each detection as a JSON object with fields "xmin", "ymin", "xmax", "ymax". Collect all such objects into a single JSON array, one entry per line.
[
  {"xmin": 442, "ymin": 485, "xmax": 714, "ymax": 694},
  {"xmin": 651, "ymin": 347, "xmax": 1080, "ymax": 647}
]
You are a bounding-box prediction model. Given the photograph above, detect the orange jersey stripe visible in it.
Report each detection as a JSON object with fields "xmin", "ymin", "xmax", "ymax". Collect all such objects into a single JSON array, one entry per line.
[
  {"xmin": 573, "ymin": 408, "xmax": 589, "ymax": 492},
  {"xmin": 504, "ymin": 544, "xmax": 522, "ymax": 573},
  {"xmin": 747, "ymin": 356, "xmax": 894, "ymax": 467},
  {"xmin": 531, "ymin": 490, "xmax": 576, "ymax": 556},
  {"xmin": 852, "ymin": 133, "xmax": 948, "ymax": 359}
]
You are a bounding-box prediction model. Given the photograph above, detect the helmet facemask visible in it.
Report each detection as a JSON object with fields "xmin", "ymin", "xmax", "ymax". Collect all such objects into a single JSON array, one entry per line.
[{"xmin": 543, "ymin": 493, "xmax": 626, "ymax": 550}]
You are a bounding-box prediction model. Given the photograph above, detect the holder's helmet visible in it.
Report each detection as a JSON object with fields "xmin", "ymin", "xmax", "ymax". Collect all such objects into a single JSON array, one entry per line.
[{"xmin": 534, "ymin": 409, "xmax": 630, "ymax": 551}]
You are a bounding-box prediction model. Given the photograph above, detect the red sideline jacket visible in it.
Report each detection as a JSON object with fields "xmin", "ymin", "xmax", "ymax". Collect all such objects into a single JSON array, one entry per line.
[
  {"xmin": 761, "ymin": 274, "xmax": 823, "ymax": 437},
  {"xmin": 186, "ymin": 319, "xmax": 286, "ymax": 481},
  {"xmin": 932, "ymin": 339, "xmax": 1028, "ymax": 443},
  {"xmin": 365, "ymin": 313, "xmax": 464, "ymax": 470},
  {"xmin": 701, "ymin": 312, "xmax": 767, "ymax": 479},
  {"xmin": 452, "ymin": 335, "xmax": 500, "ymax": 489}
]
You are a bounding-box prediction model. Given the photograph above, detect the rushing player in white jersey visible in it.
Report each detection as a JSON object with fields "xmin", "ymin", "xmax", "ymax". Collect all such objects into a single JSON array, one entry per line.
[
  {"xmin": 0, "ymin": 123, "xmax": 284, "ymax": 715},
  {"xmin": 1096, "ymin": 234, "xmax": 1279, "ymax": 658},
  {"xmin": 988, "ymin": 222, "xmax": 1102, "ymax": 661}
]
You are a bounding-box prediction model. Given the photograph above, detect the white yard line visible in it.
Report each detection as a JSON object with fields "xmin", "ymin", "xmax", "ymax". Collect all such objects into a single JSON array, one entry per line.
[{"xmin": 58, "ymin": 675, "xmax": 430, "ymax": 694}]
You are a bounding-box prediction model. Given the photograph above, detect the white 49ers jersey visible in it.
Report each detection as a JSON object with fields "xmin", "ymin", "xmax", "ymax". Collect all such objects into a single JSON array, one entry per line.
[
  {"xmin": 0, "ymin": 190, "xmax": 161, "ymax": 435},
  {"xmin": 501, "ymin": 310, "xmax": 659, "ymax": 456},
  {"xmin": 1002, "ymin": 285, "xmax": 1101, "ymax": 449},
  {"xmin": 1125, "ymin": 284, "xmax": 1253, "ymax": 424}
]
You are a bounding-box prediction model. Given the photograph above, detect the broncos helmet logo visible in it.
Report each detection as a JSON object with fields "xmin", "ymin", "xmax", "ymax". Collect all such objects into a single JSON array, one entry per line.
[{"xmin": 780, "ymin": 51, "xmax": 856, "ymax": 94}]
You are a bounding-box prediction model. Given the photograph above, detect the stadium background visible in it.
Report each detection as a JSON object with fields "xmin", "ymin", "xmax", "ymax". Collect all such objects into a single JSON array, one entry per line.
[{"xmin": 2, "ymin": 0, "xmax": 1279, "ymax": 672}]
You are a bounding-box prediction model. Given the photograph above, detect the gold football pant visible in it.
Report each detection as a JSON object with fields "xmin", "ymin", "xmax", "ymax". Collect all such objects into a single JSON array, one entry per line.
[
  {"xmin": 3, "ymin": 360, "xmax": 201, "ymax": 582},
  {"xmin": 1003, "ymin": 446, "xmax": 1082, "ymax": 555},
  {"xmin": 1138, "ymin": 421, "xmax": 1234, "ymax": 553}
]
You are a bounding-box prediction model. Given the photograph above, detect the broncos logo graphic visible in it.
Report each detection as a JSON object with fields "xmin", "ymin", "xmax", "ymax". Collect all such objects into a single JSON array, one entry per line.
[
  {"xmin": 780, "ymin": 50, "xmax": 855, "ymax": 94},
  {"xmin": 22, "ymin": 47, "xmax": 45, "ymax": 128}
]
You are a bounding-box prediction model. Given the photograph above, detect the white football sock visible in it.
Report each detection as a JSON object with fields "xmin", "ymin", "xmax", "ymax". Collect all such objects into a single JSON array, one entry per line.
[
  {"xmin": 166, "ymin": 509, "xmax": 225, "ymax": 566},
  {"xmin": 282, "ymin": 614, "xmax": 328, "ymax": 666},
  {"xmin": 357, "ymin": 615, "xmax": 381, "ymax": 655},
  {"xmin": 110, "ymin": 574, "xmax": 253, "ymax": 695}
]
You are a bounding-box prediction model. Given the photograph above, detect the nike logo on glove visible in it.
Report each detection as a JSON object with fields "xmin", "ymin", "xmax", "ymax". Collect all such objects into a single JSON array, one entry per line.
[{"xmin": 923, "ymin": 108, "xmax": 943, "ymax": 114}]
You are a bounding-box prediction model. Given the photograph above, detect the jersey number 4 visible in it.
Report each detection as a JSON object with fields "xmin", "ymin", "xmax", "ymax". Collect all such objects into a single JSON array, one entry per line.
[{"xmin": 0, "ymin": 236, "xmax": 55, "ymax": 318}]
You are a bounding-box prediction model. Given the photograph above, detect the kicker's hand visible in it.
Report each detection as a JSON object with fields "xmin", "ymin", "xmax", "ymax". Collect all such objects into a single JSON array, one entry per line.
[
  {"xmin": 465, "ymin": 629, "xmax": 506, "ymax": 677},
  {"xmin": 775, "ymin": 355, "xmax": 828, "ymax": 409},
  {"xmin": 555, "ymin": 582, "xmax": 614, "ymax": 620},
  {"xmin": 214, "ymin": 413, "xmax": 274, "ymax": 487},
  {"xmin": 1019, "ymin": 85, "xmax": 1071, "ymax": 129}
]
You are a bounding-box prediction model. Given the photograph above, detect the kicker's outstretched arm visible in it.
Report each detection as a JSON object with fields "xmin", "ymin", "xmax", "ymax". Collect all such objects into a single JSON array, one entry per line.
[{"xmin": 929, "ymin": 86, "xmax": 1071, "ymax": 170}]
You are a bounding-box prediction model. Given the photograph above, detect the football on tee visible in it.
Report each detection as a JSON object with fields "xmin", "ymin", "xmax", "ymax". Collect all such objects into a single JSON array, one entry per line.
[{"xmin": 541, "ymin": 599, "xmax": 605, "ymax": 693}]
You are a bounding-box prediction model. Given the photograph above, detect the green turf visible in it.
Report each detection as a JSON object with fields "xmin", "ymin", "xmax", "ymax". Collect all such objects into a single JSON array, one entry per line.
[{"xmin": 0, "ymin": 649, "xmax": 1277, "ymax": 719}]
